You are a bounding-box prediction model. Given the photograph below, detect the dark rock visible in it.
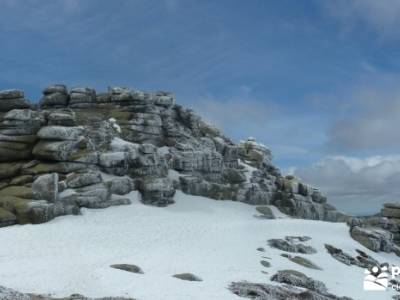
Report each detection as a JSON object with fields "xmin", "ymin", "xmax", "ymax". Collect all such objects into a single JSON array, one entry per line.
[
  {"xmin": 229, "ymin": 280, "xmax": 353, "ymax": 300},
  {"xmin": 260, "ymin": 260, "xmax": 271, "ymax": 268},
  {"xmin": 172, "ymin": 273, "xmax": 202, "ymax": 281},
  {"xmin": 268, "ymin": 238, "xmax": 317, "ymax": 254},
  {"xmin": 271, "ymin": 269, "xmax": 327, "ymax": 294},
  {"xmin": 110, "ymin": 264, "xmax": 144, "ymax": 274}
]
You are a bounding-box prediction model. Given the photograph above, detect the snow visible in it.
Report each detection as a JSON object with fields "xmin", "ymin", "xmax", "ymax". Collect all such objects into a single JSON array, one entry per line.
[
  {"xmin": 0, "ymin": 191, "xmax": 399, "ymax": 300},
  {"xmin": 108, "ymin": 118, "xmax": 122, "ymax": 133}
]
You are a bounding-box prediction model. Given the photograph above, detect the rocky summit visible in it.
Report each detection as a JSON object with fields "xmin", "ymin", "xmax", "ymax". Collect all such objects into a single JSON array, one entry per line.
[
  {"xmin": 1, "ymin": 84, "xmax": 400, "ymax": 300},
  {"xmin": 0, "ymin": 84, "xmax": 349, "ymax": 228}
]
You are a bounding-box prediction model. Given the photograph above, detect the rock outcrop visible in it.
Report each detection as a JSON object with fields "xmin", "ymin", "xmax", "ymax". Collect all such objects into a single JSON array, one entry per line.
[
  {"xmin": 230, "ymin": 270, "xmax": 352, "ymax": 300},
  {"xmin": 0, "ymin": 84, "xmax": 348, "ymax": 227},
  {"xmin": 348, "ymin": 203, "xmax": 400, "ymax": 256}
]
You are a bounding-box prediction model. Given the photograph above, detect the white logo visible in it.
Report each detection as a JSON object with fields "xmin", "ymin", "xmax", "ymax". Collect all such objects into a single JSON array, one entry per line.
[{"xmin": 364, "ymin": 265, "xmax": 389, "ymax": 291}]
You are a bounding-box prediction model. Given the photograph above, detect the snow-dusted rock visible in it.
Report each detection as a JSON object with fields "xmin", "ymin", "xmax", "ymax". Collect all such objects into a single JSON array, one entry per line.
[
  {"xmin": 66, "ymin": 171, "xmax": 102, "ymax": 188},
  {"xmin": 32, "ymin": 173, "xmax": 59, "ymax": 202},
  {"xmin": 37, "ymin": 126, "xmax": 83, "ymax": 141},
  {"xmin": 139, "ymin": 177, "xmax": 175, "ymax": 206}
]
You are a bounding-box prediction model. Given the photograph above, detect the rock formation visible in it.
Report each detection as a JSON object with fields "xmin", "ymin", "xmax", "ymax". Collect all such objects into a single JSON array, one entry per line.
[
  {"xmin": 230, "ymin": 269, "xmax": 353, "ymax": 300},
  {"xmin": 0, "ymin": 84, "xmax": 348, "ymax": 227},
  {"xmin": 348, "ymin": 202, "xmax": 400, "ymax": 256}
]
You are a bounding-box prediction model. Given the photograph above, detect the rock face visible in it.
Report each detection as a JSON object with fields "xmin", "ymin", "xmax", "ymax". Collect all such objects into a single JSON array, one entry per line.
[{"xmin": 0, "ymin": 84, "xmax": 348, "ymax": 227}]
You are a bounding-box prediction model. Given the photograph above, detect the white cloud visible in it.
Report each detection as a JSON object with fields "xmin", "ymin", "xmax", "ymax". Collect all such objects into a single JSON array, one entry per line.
[{"xmin": 294, "ymin": 155, "xmax": 400, "ymax": 214}]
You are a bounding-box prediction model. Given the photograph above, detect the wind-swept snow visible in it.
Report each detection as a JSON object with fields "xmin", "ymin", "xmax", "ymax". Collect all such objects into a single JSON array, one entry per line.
[{"xmin": 0, "ymin": 192, "xmax": 398, "ymax": 300}]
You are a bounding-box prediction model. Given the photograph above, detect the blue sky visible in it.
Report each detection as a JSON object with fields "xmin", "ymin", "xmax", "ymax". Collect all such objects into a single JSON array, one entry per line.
[{"xmin": 1, "ymin": 0, "xmax": 400, "ymax": 213}]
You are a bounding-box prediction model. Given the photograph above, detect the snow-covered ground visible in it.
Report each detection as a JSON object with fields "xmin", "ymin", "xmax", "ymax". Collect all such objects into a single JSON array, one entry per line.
[{"xmin": 0, "ymin": 191, "xmax": 399, "ymax": 300}]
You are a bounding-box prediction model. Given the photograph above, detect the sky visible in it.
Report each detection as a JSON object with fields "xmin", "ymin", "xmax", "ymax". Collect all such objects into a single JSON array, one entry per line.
[{"xmin": 0, "ymin": 0, "xmax": 399, "ymax": 214}]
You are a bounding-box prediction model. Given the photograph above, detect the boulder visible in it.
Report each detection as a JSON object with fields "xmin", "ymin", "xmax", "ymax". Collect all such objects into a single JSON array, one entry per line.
[
  {"xmin": 172, "ymin": 273, "xmax": 202, "ymax": 282},
  {"xmin": 0, "ymin": 90, "xmax": 29, "ymax": 111},
  {"xmin": 105, "ymin": 176, "xmax": 135, "ymax": 195},
  {"xmin": 140, "ymin": 177, "xmax": 175, "ymax": 206},
  {"xmin": 350, "ymin": 226, "xmax": 394, "ymax": 252},
  {"xmin": 271, "ymin": 270, "xmax": 327, "ymax": 294},
  {"xmin": 66, "ymin": 171, "xmax": 102, "ymax": 188},
  {"xmin": 69, "ymin": 87, "xmax": 96, "ymax": 107},
  {"xmin": 32, "ymin": 173, "xmax": 59, "ymax": 202},
  {"xmin": 47, "ymin": 111, "xmax": 76, "ymax": 126},
  {"xmin": 32, "ymin": 140, "xmax": 78, "ymax": 161},
  {"xmin": 222, "ymin": 168, "xmax": 246, "ymax": 184},
  {"xmin": 43, "ymin": 84, "xmax": 68, "ymax": 95},
  {"xmin": 40, "ymin": 92, "xmax": 68, "ymax": 108},
  {"xmin": 381, "ymin": 207, "xmax": 400, "ymax": 218},
  {"xmin": 110, "ymin": 264, "xmax": 144, "ymax": 274},
  {"xmin": 0, "ymin": 89, "xmax": 24, "ymax": 99},
  {"xmin": 267, "ymin": 238, "xmax": 317, "ymax": 254},
  {"xmin": 0, "ymin": 208, "xmax": 17, "ymax": 227},
  {"xmin": 37, "ymin": 126, "xmax": 83, "ymax": 141}
]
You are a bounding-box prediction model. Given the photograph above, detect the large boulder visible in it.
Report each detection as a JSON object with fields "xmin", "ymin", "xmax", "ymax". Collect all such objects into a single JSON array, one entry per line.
[
  {"xmin": 47, "ymin": 110, "xmax": 76, "ymax": 126},
  {"xmin": 32, "ymin": 173, "xmax": 59, "ymax": 202},
  {"xmin": 139, "ymin": 177, "xmax": 175, "ymax": 206},
  {"xmin": 32, "ymin": 140, "xmax": 78, "ymax": 161},
  {"xmin": 350, "ymin": 226, "xmax": 394, "ymax": 252},
  {"xmin": 0, "ymin": 89, "xmax": 30, "ymax": 111},
  {"xmin": 69, "ymin": 87, "xmax": 96, "ymax": 108},
  {"xmin": 40, "ymin": 84, "xmax": 69, "ymax": 108},
  {"xmin": 66, "ymin": 171, "xmax": 102, "ymax": 188},
  {"xmin": 37, "ymin": 126, "xmax": 83, "ymax": 141},
  {"xmin": 105, "ymin": 176, "xmax": 136, "ymax": 195}
]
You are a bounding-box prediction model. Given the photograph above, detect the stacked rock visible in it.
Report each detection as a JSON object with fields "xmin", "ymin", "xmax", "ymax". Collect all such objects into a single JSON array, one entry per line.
[
  {"xmin": 109, "ymin": 87, "xmax": 146, "ymax": 106},
  {"xmin": 69, "ymin": 87, "xmax": 96, "ymax": 108},
  {"xmin": 0, "ymin": 109, "xmax": 43, "ymax": 161},
  {"xmin": 40, "ymin": 84, "xmax": 69, "ymax": 108},
  {"xmin": 32, "ymin": 110, "xmax": 87, "ymax": 162},
  {"xmin": 0, "ymin": 89, "xmax": 30, "ymax": 112},
  {"xmin": 107, "ymin": 86, "xmax": 176, "ymax": 146},
  {"xmin": 347, "ymin": 203, "xmax": 400, "ymax": 256},
  {"xmin": 238, "ymin": 137, "xmax": 273, "ymax": 168}
]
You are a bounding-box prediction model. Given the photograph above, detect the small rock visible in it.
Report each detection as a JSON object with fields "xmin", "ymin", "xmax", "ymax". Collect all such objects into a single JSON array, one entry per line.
[
  {"xmin": 260, "ymin": 260, "xmax": 271, "ymax": 268},
  {"xmin": 172, "ymin": 273, "xmax": 202, "ymax": 282},
  {"xmin": 110, "ymin": 264, "xmax": 144, "ymax": 274}
]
